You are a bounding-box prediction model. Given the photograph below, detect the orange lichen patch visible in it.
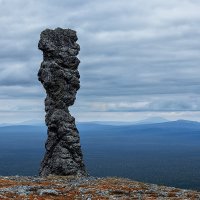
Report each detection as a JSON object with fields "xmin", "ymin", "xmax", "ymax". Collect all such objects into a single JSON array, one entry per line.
[
  {"xmin": 19, "ymin": 181, "xmax": 52, "ymax": 187},
  {"xmin": 187, "ymin": 192, "xmax": 200, "ymax": 199},
  {"xmin": 0, "ymin": 178, "xmax": 55, "ymax": 188},
  {"xmin": 167, "ymin": 191, "xmax": 177, "ymax": 197},
  {"xmin": 28, "ymin": 194, "xmax": 77, "ymax": 200},
  {"xmin": 46, "ymin": 175, "xmax": 77, "ymax": 180},
  {"xmin": 147, "ymin": 193, "xmax": 158, "ymax": 198},
  {"xmin": 86, "ymin": 177, "xmax": 147, "ymax": 192},
  {"xmin": 0, "ymin": 193, "xmax": 23, "ymax": 200},
  {"xmin": 171, "ymin": 188, "xmax": 181, "ymax": 192},
  {"xmin": 0, "ymin": 179, "xmax": 18, "ymax": 188},
  {"xmin": 1, "ymin": 193, "xmax": 73, "ymax": 200}
]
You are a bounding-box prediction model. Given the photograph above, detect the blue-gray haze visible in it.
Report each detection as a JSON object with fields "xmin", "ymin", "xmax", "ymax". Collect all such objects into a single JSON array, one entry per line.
[{"xmin": 1, "ymin": 122, "xmax": 200, "ymax": 190}]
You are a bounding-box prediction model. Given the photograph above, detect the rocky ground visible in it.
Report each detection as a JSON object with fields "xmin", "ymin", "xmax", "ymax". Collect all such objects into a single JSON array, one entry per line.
[{"xmin": 0, "ymin": 176, "xmax": 200, "ymax": 199}]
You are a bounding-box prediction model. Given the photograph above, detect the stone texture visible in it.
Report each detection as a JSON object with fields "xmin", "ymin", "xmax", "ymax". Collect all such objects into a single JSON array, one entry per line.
[
  {"xmin": 1, "ymin": 176, "xmax": 200, "ymax": 199},
  {"xmin": 38, "ymin": 28, "xmax": 87, "ymax": 176}
]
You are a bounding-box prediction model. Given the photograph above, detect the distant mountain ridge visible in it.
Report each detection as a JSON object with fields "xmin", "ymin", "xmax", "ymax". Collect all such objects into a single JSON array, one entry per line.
[
  {"xmin": 83, "ymin": 117, "xmax": 169, "ymax": 126},
  {"xmin": 0, "ymin": 120, "xmax": 45, "ymax": 127},
  {"xmin": 0, "ymin": 118, "xmax": 200, "ymax": 127},
  {"xmin": 78, "ymin": 119, "xmax": 200, "ymax": 128},
  {"xmin": 1, "ymin": 119, "xmax": 200, "ymax": 138}
]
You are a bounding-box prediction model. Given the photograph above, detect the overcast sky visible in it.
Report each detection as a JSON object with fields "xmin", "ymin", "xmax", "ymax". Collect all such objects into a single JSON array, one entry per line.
[{"xmin": 0, "ymin": 0, "xmax": 200, "ymax": 123}]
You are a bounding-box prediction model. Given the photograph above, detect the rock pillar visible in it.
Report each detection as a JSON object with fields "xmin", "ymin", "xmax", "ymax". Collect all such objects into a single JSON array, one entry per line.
[{"xmin": 38, "ymin": 28, "xmax": 87, "ymax": 176}]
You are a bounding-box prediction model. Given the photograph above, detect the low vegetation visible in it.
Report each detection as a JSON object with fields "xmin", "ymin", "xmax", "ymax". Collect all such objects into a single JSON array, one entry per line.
[{"xmin": 0, "ymin": 176, "xmax": 200, "ymax": 199}]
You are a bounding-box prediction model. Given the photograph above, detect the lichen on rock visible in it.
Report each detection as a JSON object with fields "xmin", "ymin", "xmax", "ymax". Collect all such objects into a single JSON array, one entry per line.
[
  {"xmin": 1, "ymin": 176, "xmax": 200, "ymax": 199},
  {"xmin": 38, "ymin": 28, "xmax": 87, "ymax": 177}
]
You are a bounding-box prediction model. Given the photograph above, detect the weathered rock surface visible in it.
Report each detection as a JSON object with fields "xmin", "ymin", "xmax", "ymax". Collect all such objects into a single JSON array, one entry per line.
[
  {"xmin": 38, "ymin": 28, "xmax": 87, "ymax": 176},
  {"xmin": 0, "ymin": 176, "xmax": 200, "ymax": 199}
]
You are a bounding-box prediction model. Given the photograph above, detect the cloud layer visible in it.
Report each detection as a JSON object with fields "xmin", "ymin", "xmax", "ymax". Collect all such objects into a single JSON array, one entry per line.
[{"xmin": 0, "ymin": 0, "xmax": 200, "ymax": 122}]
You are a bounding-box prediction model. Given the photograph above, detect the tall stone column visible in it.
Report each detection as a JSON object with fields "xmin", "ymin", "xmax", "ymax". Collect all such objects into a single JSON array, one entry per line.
[{"xmin": 38, "ymin": 28, "xmax": 87, "ymax": 176}]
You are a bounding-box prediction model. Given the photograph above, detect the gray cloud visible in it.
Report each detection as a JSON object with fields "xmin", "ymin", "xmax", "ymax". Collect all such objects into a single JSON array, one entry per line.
[{"xmin": 0, "ymin": 0, "xmax": 200, "ymax": 122}]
